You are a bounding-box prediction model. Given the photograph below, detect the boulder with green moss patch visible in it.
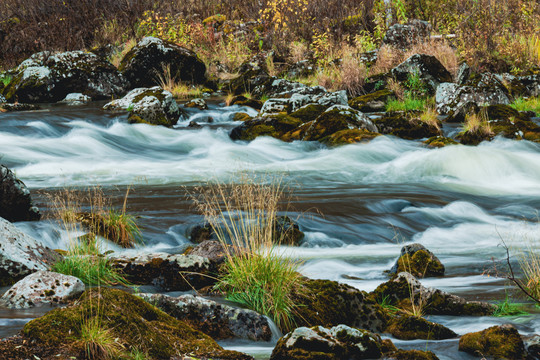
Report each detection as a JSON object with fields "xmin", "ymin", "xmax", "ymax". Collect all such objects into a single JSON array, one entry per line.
[
  {"xmin": 119, "ymin": 37, "xmax": 206, "ymax": 88},
  {"xmin": 21, "ymin": 288, "xmax": 252, "ymax": 360},
  {"xmin": 374, "ymin": 111, "xmax": 441, "ymax": 139},
  {"xmin": 349, "ymin": 89, "xmax": 396, "ymax": 112},
  {"xmin": 3, "ymin": 50, "xmax": 127, "ymax": 103},
  {"xmin": 289, "ymin": 104, "xmax": 327, "ymax": 122},
  {"xmin": 459, "ymin": 324, "xmax": 527, "ymax": 359},
  {"xmin": 232, "ymin": 112, "xmax": 253, "ymax": 122},
  {"xmin": 230, "ymin": 114, "xmax": 303, "ymax": 141},
  {"xmin": 321, "ymin": 129, "xmax": 381, "ymax": 146},
  {"xmin": 292, "ymin": 278, "xmax": 388, "ymax": 333},
  {"xmin": 424, "ymin": 136, "xmax": 459, "ymax": 148},
  {"xmin": 387, "ymin": 315, "xmax": 457, "ymax": 340},
  {"xmin": 270, "ymin": 324, "xmax": 388, "ymax": 360},
  {"xmin": 371, "ymin": 272, "xmax": 495, "ymax": 316},
  {"xmin": 104, "ymin": 86, "xmax": 183, "ymax": 127},
  {"xmin": 391, "ymin": 54, "xmax": 452, "ymax": 95},
  {"xmin": 230, "ymin": 95, "xmax": 264, "ymax": 110},
  {"xmin": 389, "ymin": 244, "xmax": 445, "ymax": 278}
]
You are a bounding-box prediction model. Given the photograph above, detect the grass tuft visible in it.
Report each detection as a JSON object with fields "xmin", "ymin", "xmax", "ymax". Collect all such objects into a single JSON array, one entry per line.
[
  {"xmin": 386, "ymin": 97, "xmax": 426, "ymax": 112},
  {"xmin": 462, "ymin": 109, "xmax": 494, "ymax": 137},
  {"xmin": 78, "ymin": 317, "xmax": 124, "ymax": 360},
  {"xmin": 194, "ymin": 175, "xmax": 305, "ymax": 331},
  {"xmin": 510, "ymin": 97, "xmax": 540, "ymax": 116},
  {"xmin": 492, "ymin": 293, "xmax": 529, "ymax": 317}
]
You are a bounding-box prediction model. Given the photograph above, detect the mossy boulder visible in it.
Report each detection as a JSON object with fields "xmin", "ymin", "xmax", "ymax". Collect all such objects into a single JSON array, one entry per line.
[
  {"xmin": 485, "ymin": 104, "xmax": 530, "ymax": 122},
  {"xmin": 103, "ymin": 86, "xmax": 183, "ymax": 127},
  {"xmin": 289, "ymin": 104, "xmax": 327, "ymax": 122},
  {"xmin": 184, "ymin": 98, "xmax": 208, "ymax": 110},
  {"xmin": 459, "ymin": 324, "xmax": 527, "ymax": 359},
  {"xmin": 229, "ymin": 114, "xmax": 303, "ymax": 141},
  {"xmin": 321, "ymin": 129, "xmax": 381, "ymax": 146},
  {"xmin": 3, "ymin": 50, "xmax": 128, "ymax": 103},
  {"xmin": 349, "ymin": 89, "xmax": 396, "ymax": 113},
  {"xmin": 424, "ymin": 136, "xmax": 459, "ymax": 148},
  {"xmin": 226, "ymin": 68, "xmax": 271, "ymax": 96},
  {"xmin": 21, "ymin": 288, "xmax": 252, "ymax": 360},
  {"xmin": 232, "ymin": 112, "xmax": 253, "ymax": 122},
  {"xmin": 119, "ymin": 37, "xmax": 206, "ymax": 87},
  {"xmin": 292, "ymin": 278, "xmax": 389, "ymax": 333},
  {"xmin": 374, "ymin": 111, "xmax": 441, "ymax": 140},
  {"xmin": 387, "ymin": 315, "xmax": 457, "ymax": 340},
  {"xmin": 270, "ymin": 324, "xmax": 388, "ymax": 360},
  {"xmin": 302, "ymin": 105, "xmax": 378, "ymax": 141},
  {"xmin": 370, "ymin": 272, "xmax": 495, "ymax": 316},
  {"xmin": 382, "ymin": 20, "xmax": 432, "ymax": 51},
  {"xmin": 230, "ymin": 95, "xmax": 263, "ymax": 110},
  {"xmin": 385, "ymin": 349, "xmax": 440, "ymax": 360},
  {"xmin": 389, "ymin": 244, "xmax": 445, "ymax": 278}
]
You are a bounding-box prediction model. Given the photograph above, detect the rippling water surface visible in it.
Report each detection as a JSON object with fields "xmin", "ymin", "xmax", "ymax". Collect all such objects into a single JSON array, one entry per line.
[{"xmin": 1, "ymin": 102, "xmax": 539, "ymax": 359}]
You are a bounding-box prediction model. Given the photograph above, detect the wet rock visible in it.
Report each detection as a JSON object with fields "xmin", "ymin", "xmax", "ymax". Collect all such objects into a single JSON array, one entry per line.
[
  {"xmin": 387, "ymin": 315, "xmax": 457, "ymax": 340},
  {"xmin": 187, "ymin": 240, "xmax": 227, "ymax": 264},
  {"xmin": 232, "ymin": 112, "xmax": 253, "ymax": 122},
  {"xmin": 230, "ymin": 114, "xmax": 303, "ymax": 141},
  {"xmin": 119, "ymin": 37, "xmax": 206, "ymax": 87},
  {"xmin": 103, "ymin": 86, "xmax": 183, "ymax": 127},
  {"xmin": 0, "ymin": 217, "xmax": 61, "ymax": 286},
  {"xmin": 0, "ymin": 271, "xmax": 84, "ymax": 309},
  {"xmin": 19, "ymin": 288, "xmax": 251, "ymax": 360},
  {"xmin": 273, "ymin": 215, "xmax": 305, "ymax": 245},
  {"xmin": 139, "ymin": 293, "xmax": 272, "ymax": 341},
  {"xmin": 0, "ymin": 103, "xmax": 41, "ymax": 111},
  {"xmin": 349, "ymin": 89, "xmax": 396, "ymax": 112},
  {"xmin": 0, "ymin": 165, "xmax": 40, "ymax": 222},
  {"xmin": 188, "ymin": 120, "xmax": 202, "ymax": 128},
  {"xmin": 384, "ymin": 349, "xmax": 440, "ymax": 360},
  {"xmin": 423, "ymin": 136, "xmax": 459, "ymax": 148},
  {"xmin": 230, "ymin": 95, "xmax": 263, "ymax": 110},
  {"xmin": 371, "ymin": 272, "xmax": 495, "ymax": 316},
  {"xmin": 270, "ymin": 324, "xmax": 387, "ymax": 360},
  {"xmin": 525, "ymin": 335, "xmax": 540, "ymax": 360},
  {"xmin": 391, "ymin": 54, "xmax": 452, "ymax": 95},
  {"xmin": 321, "ymin": 129, "xmax": 381, "ymax": 146},
  {"xmin": 383, "ymin": 19, "xmax": 432, "ymax": 50},
  {"xmin": 189, "ymin": 223, "xmax": 216, "ymax": 243},
  {"xmin": 300, "ymin": 105, "xmax": 378, "ymax": 141},
  {"xmin": 184, "ymin": 98, "xmax": 208, "ymax": 110},
  {"xmin": 3, "ymin": 50, "xmax": 127, "ymax": 103},
  {"xmin": 292, "ymin": 278, "xmax": 388, "ymax": 333},
  {"xmin": 58, "ymin": 93, "xmax": 91, "ymax": 105},
  {"xmin": 374, "ymin": 111, "xmax": 441, "ymax": 140},
  {"xmin": 436, "ymin": 74, "xmax": 511, "ymax": 116},
  {"xmin": 110, "ymin": 252, "xmax": 215, "ymax": 291},
  {"xmin": 389, "ymin": 243, "xmax": 445, "ymax": 278},
  {"xmin": 459, "ymin": 324, "xmax": 527, "ymax": 359}
]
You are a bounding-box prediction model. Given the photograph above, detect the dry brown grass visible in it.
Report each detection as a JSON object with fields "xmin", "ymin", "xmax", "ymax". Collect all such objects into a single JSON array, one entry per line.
[
  {"xmin": 418, "ymin": 106, "xmax": 441, "ymax": 131},
  {"xmin": 463, "ymin": 109, "xmax": 494, "ymax": 136},
  {"xmin": 288, "ymin": 41, "xmax": 310, "ymax": 63},
  {"xmin": 370, "ymin": 44, "xmax": 402, "ymax": 75}
]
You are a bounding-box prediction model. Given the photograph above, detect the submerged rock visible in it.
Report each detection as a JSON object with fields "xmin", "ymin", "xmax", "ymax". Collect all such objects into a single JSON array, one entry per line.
[
  {"xmin": 17, "ymin": 288, "xmax": 251, "ymax": 359},
  {"xmin": 0, "ymin": 165, "xmax": 40, "ymax": 222},
  {"xmin": 389, "ymin": 243, "xmax": 445, "ymax": 278},
  {"xmin": 371, "ymin": 272, "xmax": 495, "ymax": 316},
  {"xmin": 459, "ymin": 324, "xmax": 527, "ymax": 359},
  {"xmin": 270, "ymin": 324, "xmax": 387, "ymax": 360},
  {"xmin": 3, "ymin": 50, "xmax": 127, "ymax": 103},
  {"xmin": 103, "ymin": 86, "xmax": 183, "ymax": 127},
  {"xmin": 0, "ymin": 217, "xmax": 61, "ymax": 286},
  {"xmin": 119, "ymin": 36, "xmax": 207, "ymax": 87},
  {"xmin": 0, "ymin": 271, "xmax": 84, "ymax": 309},
  {"xmin": 110, "ymin": 252, "xmax": 215, "ymax": 291},
  {"xmin": 139, "ymin": 293, "xmax": 272, "ymax": 341},
  {"xmin": 292, "ymin": 278, "xmax": 388, "ymax": 333},
  {"xmin": 423, "ymin": 136, "xmax": 459, "ymax": 148},
  {"xmin": 387, "ymin": 315, "xmax": 457, "ymax": 340}
]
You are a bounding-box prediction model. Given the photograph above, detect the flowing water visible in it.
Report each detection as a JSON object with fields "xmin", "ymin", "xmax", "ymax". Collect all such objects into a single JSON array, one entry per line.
[{"xmin": 1, "ymin": 101, "xmax": 539, "ymax": 359}]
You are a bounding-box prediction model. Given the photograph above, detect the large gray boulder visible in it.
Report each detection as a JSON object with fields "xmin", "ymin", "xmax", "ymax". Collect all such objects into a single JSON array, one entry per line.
[
  {"xmin": 110, "ymin": 252, "xmax": 215, "ymax": 291},
  {"xmin": 391, "ymin": 54, "xmax": 453, "ymax": 95},
  {"xmin": 383, "ymin": 20, "xmax": 432, "ymax": 50},
  {"xmin": 2, "ymin": 51, "xmax": 127, "ymax": 103},
  {"xmin": 103, "ymin": 86, "xmax": 183, "ymax": 127},
  {"xmin": 270, "ymin": 324, "xmax": 386, "ymax": 360},
  {"xmin": 0, "ymin": 165, "xmax": 40, "ymax": 222},
  {"xmin": 0, "ymin": 271, "xmax": 84, "ymax": 308},
  {"xmin": 0, "ymin": 217, "xmax": 61, "ymax": 286},
  {"xmin": 119, "ymin": 37, "xmax": 207, "ymax": 87},
  {"xmin": 139, "ymin": 293, "xmax": 272, "ymax": 341}
]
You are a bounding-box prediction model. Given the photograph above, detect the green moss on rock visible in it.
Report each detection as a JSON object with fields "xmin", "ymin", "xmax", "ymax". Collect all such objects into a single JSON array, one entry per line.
[
  {"xmin": 321, "ymin": 129, "xmax": 380, "ymax": 146},
  {"xmin": 387, "ymin": 349, "xmax": 440, "ymax": 360},
  {"xmin": 229, "ymin": 114, "xmax": 303, "ymax": 141},
  {"xmin": 395, "ymin": 250, "xmax": 445, "ymax": 278},
  {"xmin": 387, "ymin": 315, "xmax": 457, "ymax": 340},
  {"xmin": 289, "ymin": 104, "xmax": 327, "ymax": 122},
  {"xmin": 22, "ymin": 288, "xmax": 251, "ymax": 360},
  {"xmin": 374, "ymin": 111, "xmax": 441, "ymax": 139},
  {"xmin": 423, "ymin": 136, "xmax": 459, "ymax": 148},
  {"xmin": 349, "ymin": 90, "xmax": 396, "ymax": 112},
  {"xmin": 459, "ymin": 324, "xmax": 526, "ymax": 359},
  {"xmin": 232, "ymin": 112, "xmax": 253, "ymax": 122}
]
